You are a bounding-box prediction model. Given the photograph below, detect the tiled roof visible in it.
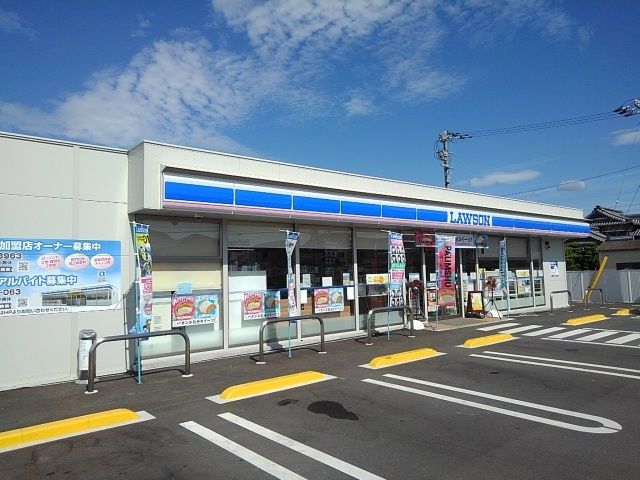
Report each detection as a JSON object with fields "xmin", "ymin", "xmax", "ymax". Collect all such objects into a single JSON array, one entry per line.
[{"xmin": 596, "ymin": 239, "xmax": 640, "ymax": 252}]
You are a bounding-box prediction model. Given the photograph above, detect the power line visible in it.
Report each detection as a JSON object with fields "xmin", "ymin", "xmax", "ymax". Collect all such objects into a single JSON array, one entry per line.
[
  {"xmin": 465, "ymin": 112, "xmax": 619, "ymax": 138},
  {"xmin": 506, "ymin": 165, "xmax": 640, "ymax": 196}
]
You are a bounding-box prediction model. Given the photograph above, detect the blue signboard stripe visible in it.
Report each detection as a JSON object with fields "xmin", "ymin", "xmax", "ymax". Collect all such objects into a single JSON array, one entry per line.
[
  {"xmin": 341, "ymin": 201, "xmax": 381, "ymax": 217},
  {"xmin": 235, "ymin": 189, "xmax": 292, "ymax": 209},
  {"xmin": 382, "ymin": 205, "xmax": 416, "ymax": 220},
  {"xmin": 163, "ymin": 178, "xmax": 589, "ymax": 234},
  {"xmin": 165, "ymin": 182, "xmax": 234, "ymax": 205},
  {"xmin": 417, "ymin": 209, "xmax": 449, "ymax": 222},
  {"xmin": 293, "ymin": 196, "xmax": 340, "ymax": 214}
]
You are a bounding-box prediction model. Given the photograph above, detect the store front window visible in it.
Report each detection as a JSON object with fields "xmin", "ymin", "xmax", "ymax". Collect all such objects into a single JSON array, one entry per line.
[
  {"xmin": 228, "ymin": 221, "xmax": 293, "ymax": 347},
  {"xmin": 356, "ymin": 229, "xmax": 403, "ymax": 328},
  {"xmin": 531, "ymin": 238, "xmax": 545, "ymax": 306},
  {"xmin": 299, "ymin": 226, "xmax": 355, "ymax": 336},
  {"xmin": 478, "ymin": 236, "xmax": 538, "ymax": 310},
  {"xmin": 140, "ymin": 217, "xmax": 222, "ymax": 358}
]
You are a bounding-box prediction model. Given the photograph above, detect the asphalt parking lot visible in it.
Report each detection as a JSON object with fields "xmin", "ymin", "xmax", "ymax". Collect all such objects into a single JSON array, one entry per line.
[{"xmin": 2, "ymin": 303, "xmax": 640, "ymax": 479}]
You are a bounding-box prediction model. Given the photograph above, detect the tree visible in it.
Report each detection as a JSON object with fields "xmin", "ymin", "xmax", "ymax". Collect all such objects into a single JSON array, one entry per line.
[{"xmin": 565, "ymin": 241, "xmax": 600, "ymax": 271}]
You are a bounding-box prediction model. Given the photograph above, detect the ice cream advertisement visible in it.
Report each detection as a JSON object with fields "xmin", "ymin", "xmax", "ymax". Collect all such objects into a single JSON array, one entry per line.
[
  {"xmin": 243, "ymin": 290, "xmax": 281, "ymax": 320},
  {"xmin": 314, "ymin": 287, "xmax": 344, "ymax": 313},
  {"xmin": 171, "ymin": 294, "xmax": 219, "ymax": 328},
  {"xmin": 0, "ymin": 238, "xmax": 121, "ymax": 316}
]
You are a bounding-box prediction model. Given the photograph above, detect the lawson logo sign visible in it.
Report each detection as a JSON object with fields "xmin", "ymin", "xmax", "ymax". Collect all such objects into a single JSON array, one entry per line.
[{"xmin": 448, "ymin": 210, "xmax": 492, "ymax": 226}]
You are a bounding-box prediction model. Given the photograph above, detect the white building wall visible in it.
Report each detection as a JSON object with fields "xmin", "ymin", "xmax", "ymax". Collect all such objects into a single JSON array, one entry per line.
[
  {"xmin": 0, "ymin": 134, "xmax": 132, "ymax": 390},
  {"xmin": 542, "ymin": 237, "xmax": 570, "ymax": 307}
]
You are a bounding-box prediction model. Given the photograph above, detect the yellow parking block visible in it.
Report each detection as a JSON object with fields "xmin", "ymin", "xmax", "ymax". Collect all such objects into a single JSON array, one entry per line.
[
  {"xmin": 612, "ymin": 309, "xmax": 631, "ymax": 316},
  {"xmin": 0, "ymin": 409, "xmax": 139, "ymax": 450},
  {"xmin": 565, "ymin": 314, "xmax": 607, "ymax": 325},
  {"xmin": 369, "ymin": 348, "xmax": 440, "ymax": 369},
  {"xmin": 219, "ymin": 371, "xmax": 330, "ymax": 401},
  {"xmin": 462, "ymin": 333, "xmax": 514, "ymax": 348}
]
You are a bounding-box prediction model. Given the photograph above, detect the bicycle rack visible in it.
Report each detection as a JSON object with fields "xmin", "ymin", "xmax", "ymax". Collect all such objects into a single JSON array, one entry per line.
[
  {"xmin": 257, "ymin": 315, "xmax": 326, "ymax": 364},
  {"xmin": 86, "ymin": 329, "xmax": 191, "ymax": 394}
]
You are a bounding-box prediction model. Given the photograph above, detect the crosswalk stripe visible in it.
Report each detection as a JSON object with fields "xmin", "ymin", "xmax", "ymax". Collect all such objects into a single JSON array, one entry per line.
[
  {"xmin": 499, "ymin": 325, "xmax": 543, "ymax": 334},
  {"xmin": 573, "ymin": 331, "xmax": 621, "ymax": 342},
  {"xmin": 606, "ymin": 333, "xmax": 640, "ymax": 345},
  {"xmin": 219, "ymin": 413, "xmax": 386, "ymax": 480},
  {"xmin": 180, "ymin": 421, "xmax": 306, "ymax": 480},
  {"xmin": 477, "ymin": 322, "xmax": 520, "ymax": 331},
  {"xmin": 547, "ymin": 328, "xmax": 592, "ymax": 339},
  {"xmin": 523, "ymin": 327, "xmax": 565, "ymax": 337}
]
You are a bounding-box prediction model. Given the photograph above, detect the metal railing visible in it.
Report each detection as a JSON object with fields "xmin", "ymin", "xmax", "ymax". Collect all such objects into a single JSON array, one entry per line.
[
  {"xmin": 549, "ymin": 290, "xmax": 573, "ymax": 313},
  {"xmin": 86, "ymin": 330, "xmax": 191, "ymax": 394},
  {"xmin": 257, "ymin": 315, "xmax": 326, "ymax": 364},
  {"xmin": 584, "ymin": 288, "xmax": 605, "ymax": 309},
  {"xmin": 366, "ymin": 306, "xmax": 413, "ymax": 346}
]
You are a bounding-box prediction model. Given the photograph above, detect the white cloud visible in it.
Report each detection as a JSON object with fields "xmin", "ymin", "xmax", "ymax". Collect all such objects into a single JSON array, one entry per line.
[
  {"xmin": 0, "ymin": 7, "xmax": 35, "ymax": 38},
  {"xmin": 557, "ymin": 180, "xmax": 586, "ymax": 191},
  {"xmin": 0, "ymin": 1, "xmax": 588, "ymax": 149},
  {"xmin": 132, "ymin": 16, "xmax": 152, "ymax": 38},
  {"xmin": 469, "ymin": 169, "xmax": 540, "ymax": 187},
  {"xmin": 611, "ymin": 129, "xmax": 640, "ymax": 146},
  {"xmin": 0, "ymin": 38, "xmax": 289, "ymax": 151},
  {"xmin": 345, "ymin": 92, "xmax": 376, "ymax": 116}
]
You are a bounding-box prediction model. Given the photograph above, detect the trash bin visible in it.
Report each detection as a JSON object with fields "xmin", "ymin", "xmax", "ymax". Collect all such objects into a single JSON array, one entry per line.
[{"xmin": 76, "ymin": 329, "xmax": 97, "ymax": 384}]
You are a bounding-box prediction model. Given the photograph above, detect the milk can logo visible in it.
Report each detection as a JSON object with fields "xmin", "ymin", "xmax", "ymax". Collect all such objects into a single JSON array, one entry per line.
[{"xmin": 448, "ymin": 210, "xmax": 492, "ymax": 226}]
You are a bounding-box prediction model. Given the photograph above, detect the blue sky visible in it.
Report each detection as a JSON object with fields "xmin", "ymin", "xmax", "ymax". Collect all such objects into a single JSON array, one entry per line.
[{"xmin": 1, "ymin": 1, "xmax": 639, "ymax": 216}]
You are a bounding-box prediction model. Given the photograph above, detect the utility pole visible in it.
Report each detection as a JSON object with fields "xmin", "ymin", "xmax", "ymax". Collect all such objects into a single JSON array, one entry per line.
[{"xmin": 436, "ymin": 131, "xmax": 470, "ymax": 188}]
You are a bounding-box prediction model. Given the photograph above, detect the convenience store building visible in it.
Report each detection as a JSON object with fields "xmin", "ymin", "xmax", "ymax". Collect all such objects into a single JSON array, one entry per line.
[{"xmin": 0, "ymin": 132, "xmax": 589, "ymax": 390}]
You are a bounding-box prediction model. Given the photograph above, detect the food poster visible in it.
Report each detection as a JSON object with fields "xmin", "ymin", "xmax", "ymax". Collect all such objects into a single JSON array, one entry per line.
[
  {"xmin": 314, "ymin": 287, "xmax": 344, "ymax": 313},
  {"xmin": 243, "ymin": 291, "xmax": 264, "ymax": 319},
  {"xmin": 0, "ymin": 238, "xmax": 121, "ymax": 317},
  {"xmin": 436, "ymin": 235, "xmax": 456, "ymax": 308},
  {"xmin": 366, "ymin": 273, "xmax": 388, "ymax": 285},
  {"xmin": 264, "ymin": 290, "xmax": 281, "ymax": 318},
  {"xmin": 243, "ymin": 290, "xmax": 281, "ymax": 320},
  {"xmin": 171, "ymin": 294, "xmax": 195, "ymax": 325},
  {"xmin": 172, "ymin": 294, "xmax": 220, "ymax": 327},
  {"xmin": 133, "ymin": 223, "xmax": 153, "ymax": 332}
]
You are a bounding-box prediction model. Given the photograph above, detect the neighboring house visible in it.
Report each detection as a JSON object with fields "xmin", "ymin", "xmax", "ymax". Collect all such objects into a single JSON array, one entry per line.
[{"xmin": 586, "ymin": 205, "xmax": 640, "ymax": 270}]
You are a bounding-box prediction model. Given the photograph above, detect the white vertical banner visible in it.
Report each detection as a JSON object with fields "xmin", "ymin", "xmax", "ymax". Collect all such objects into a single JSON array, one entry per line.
[{"xmin": 285, "ymin": 231, "xmax": 301, "ymax": 317}]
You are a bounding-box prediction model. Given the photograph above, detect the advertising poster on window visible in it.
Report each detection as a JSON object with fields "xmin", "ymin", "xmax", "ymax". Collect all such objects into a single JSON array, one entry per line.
[
  {"xmin": 173, "ymin": 294, "xmax": 219, "ymax": 327},
  {"xmin": 436, "ymin": 235, "xmax": 456, "ymax": 307},
  {"xmin": 415, "ymin": 232, "xmax": 436, "ymax": 248},
  {"xmin": 133, "ymin": 223, "xmax": 153, "ymax": 333},
  {"xmin": 285, "ymin": 231, "xmax": 300, "ymax": 317},
  {"xmin": 171, "ymin": 294, "xmax": 195, "ymax": 325},
  {"xmin": 388, "ymin": 232, "xmax": 405, "ymax": 307},
  {"xmin": 314, "ymin": 287, "xmax": 344, "ymax": 313},
  {"xmin": 0, "ymin": 237, "xmax": 122, "ymax": 317},
  {"xmin": 243, "ymin": 290, "xmax": 280, "ymax": 320}
]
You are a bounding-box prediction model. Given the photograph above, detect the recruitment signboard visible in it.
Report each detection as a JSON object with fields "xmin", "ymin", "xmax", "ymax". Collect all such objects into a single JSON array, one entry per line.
[{"xmin": 0, "ymin": 238, "xmax": 121, "ymax": 316}]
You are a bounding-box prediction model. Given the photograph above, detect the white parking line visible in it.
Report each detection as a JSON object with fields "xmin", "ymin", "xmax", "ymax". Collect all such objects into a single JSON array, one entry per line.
[
  {"xmin": 547, "ymin": 328, "xmax": 592, "ymax": 339},
  {"xmin": 522, "ymin": 326, "xmax": 565, "ymax": 336},
  {"xmin": 477, "ymin": 322, "xmax": 520, "ymax": 331},
  {"xmin": 470, "ymin": 351, "xmax": 640, "ymax": 380},
  {"xmin": 362, "ymin": 375, "xmax": 621, "ymax": 434},
  {"xmin": 219, "ymin": 413, "xmax": 386, "ymax": 480},
  {"xmin": 180, "ymin": 421, "xmax": 306, "ymax": 480},
  {"xmin": 573, "ymin": 331, "xmax": 621, "ymax": 342},
  {"xmin": 606, "ymin": 333, "xmax": 640, "ymax": 345},
  {"xmin": 498, "ymin": 325, "xmax": 543, "ymax": 334}
]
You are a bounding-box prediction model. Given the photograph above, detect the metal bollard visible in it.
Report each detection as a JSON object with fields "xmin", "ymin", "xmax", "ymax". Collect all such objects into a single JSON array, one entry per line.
[{"xmin": 76, "ymin": 329, "xmax": 97, "ymax": 384}]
